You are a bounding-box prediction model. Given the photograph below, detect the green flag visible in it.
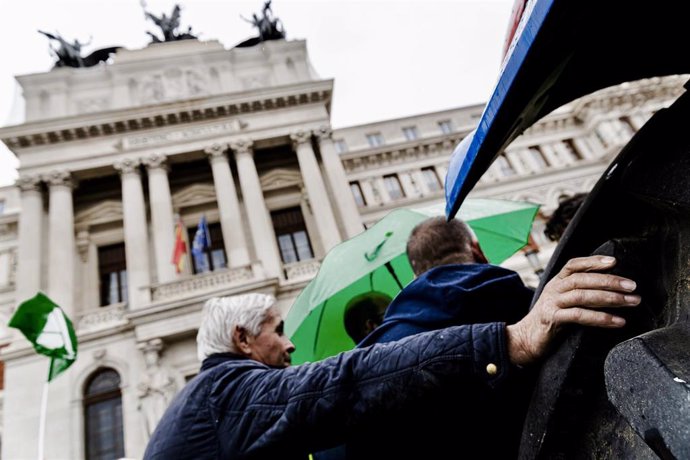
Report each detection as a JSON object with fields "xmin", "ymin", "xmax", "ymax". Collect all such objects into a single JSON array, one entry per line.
[{"xmin": 9, "ymin": 293, "xmax": 78, "ymax": 381}]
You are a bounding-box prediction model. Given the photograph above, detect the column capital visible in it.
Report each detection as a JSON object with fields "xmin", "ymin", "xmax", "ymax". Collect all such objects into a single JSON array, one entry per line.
[
  {"xmin": 16, "ymin": 174, "xmax": 42, "ymax": 192},
  {"xmin": 43, "ymin": 170, "xmax": 73, "ymax": 188},
  {"xmin": 290, "ymin": 129, "xmax": 312, "ymax": 147},
  {"xmin": 313, "ymin": 126, "xmax": 333, "ymax": 141},
  {"xmin": 114, "ymin": 158, "xmax": 141, "ymax": 176},
  {"xmin": 142, "ymin": 153, "xmax": 168, "ymax": 171},
  {"xmin": 230, "ymin": 139, "xmax": 254, "ymax": 156},
  {"xmin": 204, "ymin": 143, "xmax": 230, "ymax": 163}
]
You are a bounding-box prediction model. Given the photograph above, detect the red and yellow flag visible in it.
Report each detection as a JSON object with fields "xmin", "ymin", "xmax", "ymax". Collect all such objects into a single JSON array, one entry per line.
[{"xmin": 172, "ymin": 219, "xmax": 187, "ymax": 274}]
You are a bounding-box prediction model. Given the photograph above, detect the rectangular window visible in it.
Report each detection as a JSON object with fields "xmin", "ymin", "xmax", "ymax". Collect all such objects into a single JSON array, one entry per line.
[
  {"xmin": 438, "ymin": 120, "xmax": 454, "ymax": 134},
  {"xmin": 334, "ymin": 139, "xmax": 348, "ymax": 154},
  {"xmin": 98, "ymin": 243, "xmax": 128, "ymax": 306},
  {"xmin": 350, "ymin": 182, "xmax": 367, "ymax": 207},
  {"xmin": 271, "ymin": 207, "xmax": 314, "ymax": 264},
  {"xmin": 366, "ymin": 132, "xmax": 385, "ymax": 147},
  {"xmin": 0, "ymin": 200, "xmax": 4, "ymax": 215},
  {"xmin": 383, "ymin": 174, "xmax": 405, "ymax": 200},
  {"xmin": 421, "ymin": 167, "xmax": 442, "ymax": 191},
  {"xmin": 187, "ymin": 222, "xmax": 227, "ymax": 274},
  {"xmin": 402, "ymin": 126, "xmax": 419, "ymax": 141}
]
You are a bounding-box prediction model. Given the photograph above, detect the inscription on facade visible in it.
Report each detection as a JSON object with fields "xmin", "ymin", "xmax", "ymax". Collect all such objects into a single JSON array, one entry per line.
[{"xmin": 124, "ymin": 120, "xmax": 245, "ymax": 149}]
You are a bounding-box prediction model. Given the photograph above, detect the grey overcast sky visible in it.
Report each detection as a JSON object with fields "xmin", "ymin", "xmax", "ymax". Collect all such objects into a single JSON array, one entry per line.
[{"xmin": 0, "ymin": 0, "xmax": 514, "ymax": 186}]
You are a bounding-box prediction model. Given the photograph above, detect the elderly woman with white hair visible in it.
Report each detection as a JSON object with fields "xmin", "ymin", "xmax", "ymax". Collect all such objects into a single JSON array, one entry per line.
[{"xmin": 144, "ymin": 255, "xmax": 640, "ymax": 460}]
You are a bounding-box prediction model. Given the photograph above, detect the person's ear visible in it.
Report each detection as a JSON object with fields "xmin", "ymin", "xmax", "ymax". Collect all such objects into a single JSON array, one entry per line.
[
  {"xmin": 232, "ymin": 326, "xmax": 253, "ymax": 355},
  {"xmin": 471, "ymin": 240, "xmax": 489, "ymax": 264}
]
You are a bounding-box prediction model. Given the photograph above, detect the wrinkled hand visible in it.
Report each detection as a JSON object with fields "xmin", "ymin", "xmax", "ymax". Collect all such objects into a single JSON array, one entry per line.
[{"xmin": 506, "ymin": 256, "xmax": 640, "ymax": 366}]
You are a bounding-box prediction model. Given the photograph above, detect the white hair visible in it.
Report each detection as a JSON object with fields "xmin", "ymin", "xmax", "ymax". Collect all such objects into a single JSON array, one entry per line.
[{"xmin": 196, "ymin": 293, "xmax": 276, "ymax": 361}]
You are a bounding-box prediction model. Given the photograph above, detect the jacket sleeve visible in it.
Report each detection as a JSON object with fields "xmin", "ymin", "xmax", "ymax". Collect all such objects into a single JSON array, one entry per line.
[{"xmin": 213, "ymin": 322, "xmax": 513, "ymax": 457}]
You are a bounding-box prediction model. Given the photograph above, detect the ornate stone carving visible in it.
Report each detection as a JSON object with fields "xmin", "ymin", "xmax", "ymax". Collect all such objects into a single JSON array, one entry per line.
[
  {"xmin": 114, "ymin": 158, "xmax": 141, "ymax": 175},
  {"xmin": 43, "ymin": 170, "xmax": 73, "ymax": 188},
  {"xmin": 171, "ymin": 183, "xmax": 217, "ymax": 209},
  {"xmin": 16, "ymin": 174, "xmax": 41, "ymax": 192},
  {"xmin": 76, "ymin": 97, "xmax": 110, "ymax": 114},
  {"xmin": 290, "ymin": 129, "xmax": 311, "ymax": 147},
  {"xmin": 92, "ymin": 349, "xmax": 107, "ymax": 361},
  {"xmin": 230, "ymin": 139, "xmax": 254, "ymax": 156},
  {"xmin": 313, "ymin": 126, "xmax": 333, "ymax": 140},
  {"xmin": 259, "ymin": 168, "xmax": 302, "ymax": 191},
  {"xmin": 75, "ymin": 200, "xmax": 124, "ymax": 229},
  {"xmin": 142, "ymin": 153, "xmax": 168, "ymax": 170},
  {"xmin": 137, "ymin": 338, "xmax": 178, "ymax": 438},
  {"xmin": 76, "ymin": 230, "xmax": 90, "ymax": 262},
  {"xmin": 137, "ymin": 69, "xmax": 209, "ymax": 105},
  {"xmin": 77, "ymin": 303, "xmax": 127, "ymax": 332},
  {"xmin": 204, "ymin": 143, "xmax": 229, "ymax": 163}
]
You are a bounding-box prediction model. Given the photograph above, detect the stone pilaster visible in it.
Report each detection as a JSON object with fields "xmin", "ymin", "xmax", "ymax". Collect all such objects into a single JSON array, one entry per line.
[
  {"xmin": 143, "ymin": 154, "xmax": 176, "ymax": 283},
  {"xmin": 291, "ymin": 130, "xmax": 341, "ymax": 253},
  {"xmin": 313, "ymin": 126, "xmax": 363, "ymax": 239},
  {"xmin": 15, "ymin": 174, "xmax": 44, "ymax": 303},
  {"xmin": 114, "ymin": 158, "xmax": 151, "ymax": 308},
  {"xmin": 231, "ymin": 139, "xmax": 281, "ymax": 279},
  {"xmin": 45, "ymin": 170, "xmax": 76, "ymax": 316},
  {"xmin": 204, "ymin": 143, "xmax": 250, "ymax": 268}
]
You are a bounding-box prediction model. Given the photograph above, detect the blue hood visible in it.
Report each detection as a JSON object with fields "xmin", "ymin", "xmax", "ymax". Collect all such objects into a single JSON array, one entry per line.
[{"xmin": 359, "ymin": 264, "xmax": 534, "ymax": 347}]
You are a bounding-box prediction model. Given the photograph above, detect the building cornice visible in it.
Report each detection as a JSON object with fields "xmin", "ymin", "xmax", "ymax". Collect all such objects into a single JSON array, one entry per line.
[
  {"xmin": 0, "ymin": 79, "xmax": 334, "ymax": 150},
  {"xmin": 340, "ymin": 131, "xmax": 467, "ymax": 173}
]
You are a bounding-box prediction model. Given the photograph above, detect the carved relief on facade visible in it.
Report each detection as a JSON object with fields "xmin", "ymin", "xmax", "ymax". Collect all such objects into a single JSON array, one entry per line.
[
  {"xmin": 77, "ymin": 303, "xmax": 127, "ymax": 332},
  {"xmin": 75, "ymin": 97, "xmax": 111, "ymax": 114},
  {"xmin": 171, "ymin": 183, "xmax": 217, "ymax": 210},
  {"xmin": 75, "ymin": 200, "xmax": 124, "ymax": 230},
  {"xmin": 241, "ymin": 73, "xmax": 270, "ymax": 90},
  {"xmin": 134, "ymin": 68, "xmax": 210, "ymax": 105},
  {"xmin": 137, "ymin": 339, "xmax": 178, "ymax": 438},
  {"xmin": 260, "ymin": 168, "xmax": 303, "ymax": 191}
]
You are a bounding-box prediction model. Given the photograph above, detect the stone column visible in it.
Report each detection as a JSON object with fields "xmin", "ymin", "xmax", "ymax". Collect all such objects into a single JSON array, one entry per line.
[
  {"xmin": 114, "ymin": 159, "xmax": 151, "ymax": 308},
  {"xmin": 291, "ymin": 130, "xmax": 341, "ymax": 252},
  {"xmin": 540, "ymin": 144, "xmax": 565, "ymax": 167},
  {"xmin": 505, "ymin": 151, "xmax": 529, "ymax": 174},
  {"xmin": 435, "ymin": 164, "xmax": 449, "ymax": 187},
  {"xmin": 572, "ymin": 138, "xmax": 596, "ymax": 160},
  {"xmin": 143, "ymin": 154, "xmax": 176, "ymax": 284},
  {"xmin": 313, "ymin": 126, "xmax": 363, "ymax": 239},
  {"xmin": 45, "ymin": 170, "xmax": 75, "ymax": 316},
  {"xmin": 231, "ymin": 139, "xmax": 282, "ymax": 279},
  {"xmin": 15, "ymin": 175, "xmax": 44, "ymax": 303},
  {"xmin": 204, "ymin": 143, "xmax": 250, "ymax": 268}
]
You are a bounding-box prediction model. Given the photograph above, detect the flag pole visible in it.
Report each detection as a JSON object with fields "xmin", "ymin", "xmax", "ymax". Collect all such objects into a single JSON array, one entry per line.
[{"xmin": 37, "ymin": 380, "xmax": 49, "ymax": 460}]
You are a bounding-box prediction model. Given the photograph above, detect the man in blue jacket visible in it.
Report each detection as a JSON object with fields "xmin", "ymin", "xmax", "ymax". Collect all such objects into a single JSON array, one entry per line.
[
  {"xmin": 345, "ymin": 217, "xmax": 545, "ymax": 458},
  {"xmin": 144, "ymin": 251, "xmax": 639, "ymax": 459}
]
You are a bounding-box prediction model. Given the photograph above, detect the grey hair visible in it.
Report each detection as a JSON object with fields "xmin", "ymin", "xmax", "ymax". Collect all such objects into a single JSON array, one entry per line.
[{"xmin": 196, "ymin": 293, "xmax": 276, "ymax": 361}]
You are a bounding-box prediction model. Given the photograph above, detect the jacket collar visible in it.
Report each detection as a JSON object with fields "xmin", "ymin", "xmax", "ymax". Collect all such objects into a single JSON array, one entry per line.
[{"xmin": 200, "ymin": 352, "xmax": 248, "ymax": 372}]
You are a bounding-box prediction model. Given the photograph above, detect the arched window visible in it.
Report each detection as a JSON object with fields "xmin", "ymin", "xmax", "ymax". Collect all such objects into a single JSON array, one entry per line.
[{"xmin": 83, "ymin": 368, "xmax": 125, "ymax": 460}]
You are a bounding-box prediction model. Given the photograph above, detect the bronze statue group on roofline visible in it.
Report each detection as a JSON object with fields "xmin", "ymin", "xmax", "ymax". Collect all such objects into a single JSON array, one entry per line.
[{"xmin": 38, "ymin": 1, "xmax": 286, "ymax": 69}]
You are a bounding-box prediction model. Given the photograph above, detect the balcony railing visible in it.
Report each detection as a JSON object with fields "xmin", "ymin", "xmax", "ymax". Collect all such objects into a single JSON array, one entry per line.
[
  {"xmin": 78, "ymin": 303, "xmax": 127, "ymax": 332},
  {"xmin": 151, "ymin": 265, "xmax": 256, "ymax": 301},
  {"xmin": 283, "ymin": 259, "xmax": 321, "ymax": 283}
]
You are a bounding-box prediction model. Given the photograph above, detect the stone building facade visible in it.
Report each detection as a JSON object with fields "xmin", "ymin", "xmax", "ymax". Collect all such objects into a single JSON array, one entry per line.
[{"xmin": 0, "ymin": 35, "xmax": 683, "ymax": 459}]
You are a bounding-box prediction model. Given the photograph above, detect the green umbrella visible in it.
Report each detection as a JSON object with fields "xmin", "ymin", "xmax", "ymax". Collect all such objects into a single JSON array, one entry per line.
[{"xmin": 285, "ymin": 198, "xmax": 540, "ymax": 364}]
